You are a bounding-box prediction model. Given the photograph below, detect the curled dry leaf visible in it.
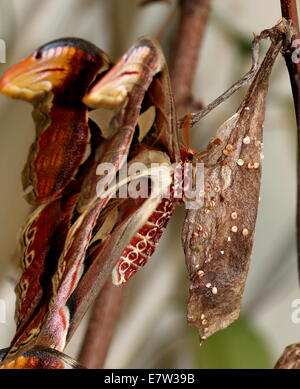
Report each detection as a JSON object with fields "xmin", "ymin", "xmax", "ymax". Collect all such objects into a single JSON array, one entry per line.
[
  {"xmin": 275, "ymin": 343, "xmax": 300, "ymax": 369},
  {"xmin": 182, "ymin": 24, "xmax": 286, "ymax": 341}
]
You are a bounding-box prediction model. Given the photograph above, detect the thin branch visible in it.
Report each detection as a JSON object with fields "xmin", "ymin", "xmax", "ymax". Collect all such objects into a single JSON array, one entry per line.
[
  {"xmin": 77, "ymin": 279, "xmax": 125, "ymax": 369},
  {"xmin": 170, "ymin": 0, "xmax": 212, "ymax": 118},
  {"xmin": 280, "ymin": 0, "xmax": 300, "ymax": 116},
  {"xmin": 280, "ymin": 0, "xmax": 300, "ymax": 283},
  {"xmin": 186, "ymin": 34, "xmax": 260, "ymax": 126},
  {"xmin": 182, "ymin": 22, "xmax": 294, "ymax": 127}
]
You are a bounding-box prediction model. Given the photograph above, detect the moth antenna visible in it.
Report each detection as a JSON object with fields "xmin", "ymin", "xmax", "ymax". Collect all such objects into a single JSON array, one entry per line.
[{"xmin": 181, "ymin": 112, "xmax": 197, "ymax": 154}]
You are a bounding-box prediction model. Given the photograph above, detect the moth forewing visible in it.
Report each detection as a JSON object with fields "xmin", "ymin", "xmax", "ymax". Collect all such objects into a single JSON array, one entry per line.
[
  {"xmin": 182, "ymin": 27, "xmax": 285, "ymax": 341},
  {"xmin": 36, "ymin": 149, "xmax": 173, "ymax": 349},
  {"xmin": 76, "ymin": 126, "xmax": 134, "ymax": 213},
  {"xmin": 142, "ymin": 64, "xmax": 180, "ymax": 163},
  {"xmin": 65, "ymin": 187, "xmax": 168, "ymax": 344},
  {"xmin": 10, "ymin": 119, "xmax": 105, "ymax": 347},
  {"xmin": 83, "ymin": 36, "xmax": 164, "ymax": 110},
  {"xmin": 83, "ymin": 36, "xmax": 180, "ymax": 163}
]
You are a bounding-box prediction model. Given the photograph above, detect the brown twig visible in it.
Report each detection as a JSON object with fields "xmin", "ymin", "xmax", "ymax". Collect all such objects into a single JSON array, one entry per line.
[
  {"xmin": 186, "ymin": 34, "xmax": 261, "ymax": 126},
  {"xmin": 170, "ymin": 0, "xmax": 212, "ymax": 118},
  {"xmin": 280, "ymin": 0, "xmax": 300, "ymax": 282},
  {"xmin": 77, "ymin": 279, "xmax": 125, "ymax": 369}
]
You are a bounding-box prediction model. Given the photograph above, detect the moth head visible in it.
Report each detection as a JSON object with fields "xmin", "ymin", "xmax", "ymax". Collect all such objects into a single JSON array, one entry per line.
[{"xmin": 0, "ymin": 38, "xmax": 111, "ymax": 102}]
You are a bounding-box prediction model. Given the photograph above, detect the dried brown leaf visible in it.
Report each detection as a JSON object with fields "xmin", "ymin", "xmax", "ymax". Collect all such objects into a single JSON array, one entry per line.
[
  {"xmin": 182, "ymin": 24, "xmax": 285, "ymax": 341},
  {"xmin": 275, "ymin": 343, "xmax": 300, "ymax": 369}
]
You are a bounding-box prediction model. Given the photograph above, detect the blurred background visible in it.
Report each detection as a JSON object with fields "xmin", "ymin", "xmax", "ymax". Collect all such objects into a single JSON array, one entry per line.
[{"xmin": 0, "ymin": 0, "xmax": 299, "ymax": 369}]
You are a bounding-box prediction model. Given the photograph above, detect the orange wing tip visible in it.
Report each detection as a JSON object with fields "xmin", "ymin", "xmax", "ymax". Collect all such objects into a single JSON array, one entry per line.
[
  {"xmin": 0, "ymin": 54, "xmax": 53, "ymax": 100},
  {"xmin": 0, "ymin": 346, "xmax": 85, "ymax": 369},
  {"xmin": 0, "ymin": 356, "xmax": 64, "ymax": 369},
  {"xmin": 0, "ymin": 37, "xmax": 112, "ymax": 102}
]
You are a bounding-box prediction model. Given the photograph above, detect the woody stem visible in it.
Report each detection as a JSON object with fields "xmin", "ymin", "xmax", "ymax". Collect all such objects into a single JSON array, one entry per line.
[
  {"xmin": 77, "ymin": 280, "xmax": 125, "ymax": 369},
  {"xmin": 280, "ymin": 0, "xmax": 300, "ymax": 283},
  {"xmin": 170, "ymin": 0, "xmax": 212, "ymax": 118}
]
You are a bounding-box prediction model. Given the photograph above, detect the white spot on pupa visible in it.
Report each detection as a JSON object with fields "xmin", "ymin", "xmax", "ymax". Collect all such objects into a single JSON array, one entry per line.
[
  {"xmin": 231, "ymin": 226, "xmax": 238, "ymax": 233},
  {"xmin": 201, "ymin": 314, "xmax": 205, "ymax": 320},
  {"xmin": 237, "ymin": 159, "xmax": 244, "ymax": 166},
  {"xmin": 244, "ymin": 106, "xmax": 250, "ymax": 111},
  {"xmin": 212, "ymin": 286, "xmax": 218, "ymax": 294},
  {"xmin": 220, "ymin": 250, "xmax": 224, "ymax": 255},
  {"xmin": 227, "ymin": 236, "xmax": 231, "ymax": 242},
  {"xmin": 242, "ymin": 228, "xmax": 249, "ymax": 236},
  {"xmin": 205, "ymin": 283, "xmax": 212, "ymax": 288},
  {"xmin": 231, "ymin": 212, "xmax": 237, "ymax": 220},
  {"xmin": 243, "ymin": 136, "xmax": 250, "ymax": 144}
]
